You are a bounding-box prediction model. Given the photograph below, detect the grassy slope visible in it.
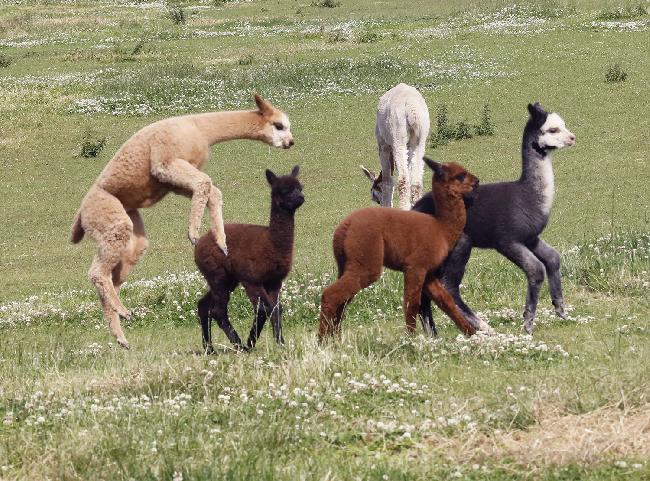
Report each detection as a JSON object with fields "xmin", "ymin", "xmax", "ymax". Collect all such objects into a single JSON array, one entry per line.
[{"xmin": 0, "ymin": 1, "xmax": 649, "ymax": 480}]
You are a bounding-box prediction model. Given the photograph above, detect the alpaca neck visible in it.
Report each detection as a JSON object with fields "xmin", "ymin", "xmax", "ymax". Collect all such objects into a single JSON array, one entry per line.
[
  {"xmin": 432, "ymin": 186, "xmax": 467, "ymax": 245},
  {"xmin": 519, "ymin": 137, "xmax": 555, "ymax": 214},
  {"xmin": 191, "ymin": 110, "xmax": 265, "ymax": 146},
  {"xmin": 269, "ymin": 205, "xmax": 295, "ymax": 251}
]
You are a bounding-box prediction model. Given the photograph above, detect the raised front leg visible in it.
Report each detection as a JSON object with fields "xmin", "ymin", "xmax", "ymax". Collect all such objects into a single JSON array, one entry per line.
[
  {"xmin": 530, "ymin": 238, "xmax": 567, "ymax": 319},
  {"xmin": 423, "ymin": 279, "xmax": 476, "ymax": 336},
  {"xmin": 151, "ymin": 157, "xmax": 227, "ymax": 255},
  {"xmin": 441, "ymin": 234, "xmax": 490, "ymax": 331},
  {"xmin": 497, "ymin": 241, "xmax": 546, "ymax": 334}
]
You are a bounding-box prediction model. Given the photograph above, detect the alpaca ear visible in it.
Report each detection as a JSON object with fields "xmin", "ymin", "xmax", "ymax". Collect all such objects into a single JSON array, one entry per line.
[
  {"xmin": 254, "ymin": 93, "xmax": 273, "ymax": 115},
  {"xmin": 291, "ymin": 165, "xmax": 300, "ymax": 177},
  {"xmin": 265, "ymin": 169, "xmax": 277, "ymax": 185},
  {"xmin": 424, "ymin": 157, "xmax": 446, "ymax": 181},
  {"xmin": 528, "ymin": 102, "xmax": 545, "ymax": 118},
  {"xmin": 360, "ymin": 165, "xmax": 376, "ymax": 181}
]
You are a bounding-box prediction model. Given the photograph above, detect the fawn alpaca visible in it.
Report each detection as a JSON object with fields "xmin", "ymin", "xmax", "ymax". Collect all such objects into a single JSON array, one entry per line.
[
  {"xmin": 195, "ymin": 166, "xmax": 304, "ymax": 353},
  {"xmin": 70, "ymin": 94, "xmax": 293, "ymax": 349},
  {"xmin": 319, "ymin": 158, "xmax": 478, "ymax": 340},
  {"xmin": 414, "ymin": 103, "xmax": 576, "ymax": 334},
  {"xmin": 361, "ymin": 83, "xmax": 430, "ymax": 210}
]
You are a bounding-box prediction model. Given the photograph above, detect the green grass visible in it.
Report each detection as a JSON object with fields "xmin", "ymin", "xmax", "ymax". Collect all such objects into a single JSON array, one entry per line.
[{"xmin": 1, "ymin": 0, "xmax": 649, "ymax": 479}]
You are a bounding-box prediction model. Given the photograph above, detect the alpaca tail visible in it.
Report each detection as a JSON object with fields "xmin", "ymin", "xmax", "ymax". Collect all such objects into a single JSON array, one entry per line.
[
  {"xmin": 332, "ymin": 219, "xmax": 351, "ymax": 278},
  {"xmin": 70, "ymin": 210, "xmax": 84, "ymax": 244}
]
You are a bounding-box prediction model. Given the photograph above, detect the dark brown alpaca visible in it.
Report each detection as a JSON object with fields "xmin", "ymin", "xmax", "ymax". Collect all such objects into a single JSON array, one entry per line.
[
  {"xmin": 194, "ymin": 166, "xmax": 304, "ymax": 353},
  {"xmin": 319, "ymin": 158, "xmax": 478, "ymax": 340}
]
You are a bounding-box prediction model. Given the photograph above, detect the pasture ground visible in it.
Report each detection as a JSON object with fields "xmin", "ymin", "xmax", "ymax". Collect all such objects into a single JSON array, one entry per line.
[{"xmin": 0, "ymin": 0, "xmax": 649, "ymax": 479}]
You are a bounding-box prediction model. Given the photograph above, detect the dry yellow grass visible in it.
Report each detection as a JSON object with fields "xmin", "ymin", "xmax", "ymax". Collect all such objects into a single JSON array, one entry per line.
[{"xmin": 419, "ymin": 403, "xmax": 650, "ymax": 468}]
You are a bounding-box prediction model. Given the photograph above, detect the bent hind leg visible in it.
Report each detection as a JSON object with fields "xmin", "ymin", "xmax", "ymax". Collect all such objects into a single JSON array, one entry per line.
[
  {"xmin": 319, "ymin": 266, "xmax": 381, "ymax": 341},
  {"xmin": 82, "ymin": 187, "xmax": 134, "ymax": 347}
]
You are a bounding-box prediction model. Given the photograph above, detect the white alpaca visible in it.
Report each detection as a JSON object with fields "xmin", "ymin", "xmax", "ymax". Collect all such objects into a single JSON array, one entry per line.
[{"xmin": 361, "ymin": 83, "xmax": 430, "ymax": 210}]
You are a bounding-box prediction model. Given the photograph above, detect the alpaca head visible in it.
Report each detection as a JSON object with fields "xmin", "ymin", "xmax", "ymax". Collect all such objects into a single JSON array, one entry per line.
[
  {"xmin": 360, "ymin": 165, "xmax": 383, "ymax": 205},
  {"xmin": 254, "ymin": 93, "xmax": 295, "ymax": 149},
  {"xmin": 266, "ymin": 165, "xmax": 304, "ymax": 211},
  {"xmin": 424, "ymin": 157, "xmax": 479, "ymax": 199},
  {"xmin": 527, "ymin": 103, "xmax": 576, "ymax": 151}
]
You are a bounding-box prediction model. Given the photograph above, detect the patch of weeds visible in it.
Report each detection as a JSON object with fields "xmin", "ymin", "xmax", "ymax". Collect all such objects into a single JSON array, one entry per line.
[
  {"xmin": 167, "ymin": 5, "xmax": 186, "ymax": 25},
  {"xmin": 238, "ymin": 55, "xmax": 254, "ymax": 66},
  {"xmin": 432, "ymin": 103, "xmax": 497, "ymax": 147},
  {"xmin": 475, "ymin": 103, "xmax": 495, "ymax": 136},
  {"xmin": 453, "ymin": 120, "xmax": 473, "ymax": 140},
  {"xmin": 0, "ymin": 54, "xmax": 11, "ymax": 68},
  {"xmin": 431, "ymin": 104, "xmax": 453, "ymax": 147},
  {"xmin": 213, "ymin": 0, "xmax": 234, "ymax": 6},
  {"xmin": 312, "ymin": 0, "xmax": 341, "ymax": 8},
  {"xmin": 328, "ymin": 29, "xmax": 349, "ymax": 42},
  {"xmin": 596, "ymin": 3, "xmax": 647, "ymax": 20},
  {"xmin": 605, "ymin": 64, "xmax": 628, "ymax": 83},
  {"xmin": 563, "ymin": 230, "xmax": 650, "ymax": 296},
  {"xmin": 113, "ymin": 40, "xmax": 147, "ymax": 62},
  {"xmin": 357, "ymin": 31, "xmax": 380, "ymax": 43},
  {"xmin": 80, "ymin": 129, "xmax": 107, "ymax": 158}
]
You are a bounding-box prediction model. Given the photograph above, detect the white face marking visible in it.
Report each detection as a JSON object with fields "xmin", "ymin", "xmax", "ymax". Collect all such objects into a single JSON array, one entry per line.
[
  {"xmin": 537, "ymin": 112, "xmax": 576, "ymax": 150},
  {"xmin": 269, "ymin": 113, "xmax": 294, "ymax": 149}
]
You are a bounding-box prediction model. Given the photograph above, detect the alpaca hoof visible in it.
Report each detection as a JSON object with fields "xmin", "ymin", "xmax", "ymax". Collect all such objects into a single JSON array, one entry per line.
[
  {"xmin": 235, "ymin": 343, "xmax": 250, "ymax": 353},
  {"xmin": 555, "ymin": 307, "xmax": 568, "ymax": 320},
  {"xmin": 118, "ymin": 309, "xmax": 132, "ymax": 321},
  {"xmin": 523, "ymin": 320, "xmax": 534, "ymax": 335},
  {"xmin": 188, "ymin": 234, "xmax": 198, "ymax": 246},
  {"xmin": 117, "ymin": 338, "xmax": 130, "ymax": 350},
  {"xmin": 477, "ymin": 320, "xmax": 495, "ymax": 335}
]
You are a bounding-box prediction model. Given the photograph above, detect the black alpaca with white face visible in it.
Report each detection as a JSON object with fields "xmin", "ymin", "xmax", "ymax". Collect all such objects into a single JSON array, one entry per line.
[{"xmin": 413, "ymin": 103, "xmax": 575, "ymax": 335}]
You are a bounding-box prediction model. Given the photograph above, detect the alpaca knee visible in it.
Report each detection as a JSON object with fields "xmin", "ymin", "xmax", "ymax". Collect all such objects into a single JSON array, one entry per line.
[{"xmin": 545, "ymin": 249, "xmax": 561, "ymax": 274}]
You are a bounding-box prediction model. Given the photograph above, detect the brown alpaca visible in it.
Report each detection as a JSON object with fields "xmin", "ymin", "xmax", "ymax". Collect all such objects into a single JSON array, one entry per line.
[
  {"xmin": 194, "ymin": 166, "xmax": 304, "ymax": 353},
  {"xmin": 319, "ymin": 158, "xmax": 479, "ymax": 340},
  {"xmin": 70, "ymin": 94, "xmax": 294, "ymax": 349}
]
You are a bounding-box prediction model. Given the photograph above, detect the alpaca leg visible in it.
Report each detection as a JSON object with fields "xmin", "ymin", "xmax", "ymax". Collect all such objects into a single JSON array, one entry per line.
[
  {"xmin": 206, "ymin": 185, "xmax": 228, "ymax": 256},
  {"xmin": 419, "ymin": 292, "xmax": 437, "ymax": 337},
  {"xmin": 497, "ymin": 242, "xmax": 546, "ymax": 334},
  {"xmin": 393, "ymin": 144, "xmax": 410, "ymax": 210},
  {"xmin": 243, "ymin": 283, "xmax": 274, "ymax": 349},
  {"xmin": 378, "ymin": 144, "xmax": 394, "ymax": 207},
  {"xmin": 319, "ymin": 268, "xmax": 379, "ymax": 340},
  {"xmin": 403, "ymin": 269, "xmax": 426, "ymax": 333},
  {"xmin": 530, "ymin": 238, "xmax": 567, "ymax": 319},
  {"xmin": 265, "ymin": 281, "xmax": 284, "ymax": 346},
  {"xmin": 407, "ymin": 139, "xmax": 425, "ymax": 206},
  {"xmin": 197, "ymin": 292, "xmax": 215, "ymax": 354},
  {"xmin": 441, "ymin": 235, "xmax": 490, "ymax": 332},
  {"xmin": 150, "ymin": 157, "xmax": 227, "ymax": 254},
  {"xmin": 213, "ymin": 290, "xmax": 243, "ymax": 349},
  {"xmin": 423, "ymin": 279, "xmax": 476, "ymax": 336},
  {"xmin": 111, "ymin": 210, "xmax": 149, "ymax": 288},
  {"xmin": 82, "ymin": 189, "xmax": 134, "ymax": 347}
]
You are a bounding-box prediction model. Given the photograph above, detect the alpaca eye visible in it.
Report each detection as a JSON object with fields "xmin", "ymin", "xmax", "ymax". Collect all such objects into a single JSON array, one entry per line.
[
  {"xmin": 548, "ymin": 128, "xmax": 559, "ymax": 133},
  {"xmin": 456, "ymin": 173, "xmax": 466, "ymax": 182},
  {"xmin": 273, "ymin": 122, "xmax": 285, "ymax": 131}
]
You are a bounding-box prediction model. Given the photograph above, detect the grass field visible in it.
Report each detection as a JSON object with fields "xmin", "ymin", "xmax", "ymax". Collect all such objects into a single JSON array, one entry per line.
[{"xmin": 1, "ymin": 0, "xmax": 649, "ymax": 479}]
